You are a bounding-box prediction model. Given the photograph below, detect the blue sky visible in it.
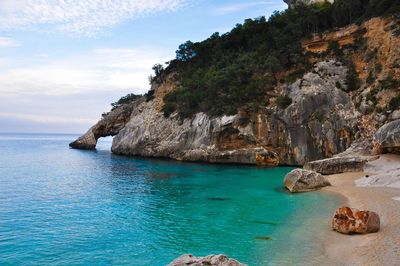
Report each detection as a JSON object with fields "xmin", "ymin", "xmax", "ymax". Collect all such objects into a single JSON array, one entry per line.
[{"xmin": 0, "ymin": 0, "xmax": 287, "ymax": 134}]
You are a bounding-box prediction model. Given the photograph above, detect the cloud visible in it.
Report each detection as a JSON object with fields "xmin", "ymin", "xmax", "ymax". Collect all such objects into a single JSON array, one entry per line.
[
  {"xmin": 0, "ymin": 0, "xmax": 188, "ymax": 36},
  {"xmin": 0, "ymin": 37, "xmax": 21, "ymax": 47},
  {"xmin": 0, "ymin": 46, "xmax": 171, "ymax": 97},
  {"xmin": 214, "ymin": 1, "xmax": 285, "ymax": 16},
  {"xmin": 0, "ymin": 112, "xmax": 97, "ymax": 125}
]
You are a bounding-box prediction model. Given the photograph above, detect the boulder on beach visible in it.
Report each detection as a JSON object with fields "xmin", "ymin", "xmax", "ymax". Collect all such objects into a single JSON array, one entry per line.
[
  {"xmin": 375, "ymin": 119, "xmax": 400, "ymax": 154},
  {"xmin": 332, "ymin": 207, "xmax": 380, "ymax": 234},
  {"xmin": 284, "ymin": 168, "xmax": 330, "ymax": 193},
  {"xmin": 304, "ymin": 157, "xmax": 367, "ymax": 175},
  {"xmin": 168, "ymin": 254, "xmax": 245, "ymax": 266}
]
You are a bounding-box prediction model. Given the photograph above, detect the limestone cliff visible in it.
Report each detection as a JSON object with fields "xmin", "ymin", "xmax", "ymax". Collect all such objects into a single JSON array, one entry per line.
[{"xmin": 70, "ymin": 16, "xmax": 400, "ymax": 166}]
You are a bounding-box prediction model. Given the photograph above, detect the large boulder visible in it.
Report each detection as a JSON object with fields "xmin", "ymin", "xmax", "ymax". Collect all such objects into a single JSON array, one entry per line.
[
  {"xmin": 284, "ymin": 169, "xmax": 330, "ymax": 192},
  {"xmin": 304, "ymin": 157, "xmax": 367, "ymax": 175},
  {"xmin": 375, "ymin": 119, "xmax": 400, "ymax": 153},
  {"xmin": 168, "ymin": 254, "xmax": 245, "ymax": 266},
  {"xmin": 332, "ymin": 207, "xmax": 380, "ymax": 234}
]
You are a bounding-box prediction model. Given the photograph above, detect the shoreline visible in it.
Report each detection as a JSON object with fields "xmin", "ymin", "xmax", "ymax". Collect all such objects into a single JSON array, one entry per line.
[{"xmin": 320, "ymin": 155, "xmax": 400, "ymax": 265}]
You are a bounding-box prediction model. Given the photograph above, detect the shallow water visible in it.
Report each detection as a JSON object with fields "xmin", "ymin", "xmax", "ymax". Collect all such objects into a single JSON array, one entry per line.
[{"xmin": 0, "ymin": 133, "xmax": 342, "ymax": 265}]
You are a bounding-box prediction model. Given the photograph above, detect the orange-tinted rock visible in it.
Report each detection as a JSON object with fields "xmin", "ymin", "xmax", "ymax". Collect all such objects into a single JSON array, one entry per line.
[
  {"xmin": 332, "ymin": 207, "xmax": 380, "ymax": 234},
  {"xmin": 256, "ymin": 151, "xmax": 280, "ymax": 166}
]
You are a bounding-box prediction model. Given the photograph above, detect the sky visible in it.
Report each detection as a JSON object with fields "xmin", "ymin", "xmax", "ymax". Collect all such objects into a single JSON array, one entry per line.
[{"xmin": 0, "ymin": 0, "xmax": 287, "ymax": 134}]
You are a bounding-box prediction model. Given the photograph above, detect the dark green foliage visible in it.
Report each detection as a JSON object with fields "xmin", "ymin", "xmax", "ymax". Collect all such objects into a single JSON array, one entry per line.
[
  {"xmin": 149, "ymin": 64, "xmax": 165, "ymax": 84},
  {"xmin": 145, "ymin": 90, "xmax": 155, "ymax": 102},
  {"xmin": 277, "ymin": 95, "xmax": 293, "ymax": 109},
  {"xmin": 111, "ymin": 93, "xmax": 142, "ymax": 110},
  {"xmin": 158, "ymin": 0, "xmax": 400, "ymax": 118},
  {"xmin": 366, "ymin": 88, "xmax": 379, "ymax": 104},
  {"xmin": 366, "ymin": 71, "xmax": 375, "ymax": 85},
  {"xmin": 345, "ymin": 61, "xmax": 360, "ymax": 91},
  {"xmin": 328, "ymin": 41, "xmax": 343, "ymax": 56},
  {"xmin": 389, "ymin": 95, "xmax": 400, "ymax": 110},
  {"xmin": 378, "ymin": 75, "xmax": 400, "ymax": 90},
  {"xmin": 284, "ymin": 69, "xmax": 306, "ymax": 84},
  {"xmin": 375, "ymin": 63, "xmax": 383, "ymax": 74}
]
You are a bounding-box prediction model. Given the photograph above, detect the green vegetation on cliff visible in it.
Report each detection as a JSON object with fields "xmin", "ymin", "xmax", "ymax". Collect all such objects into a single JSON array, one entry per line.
[{"xmin": 155, "ymin": 0, "xmax": 400, "ymax": 118}]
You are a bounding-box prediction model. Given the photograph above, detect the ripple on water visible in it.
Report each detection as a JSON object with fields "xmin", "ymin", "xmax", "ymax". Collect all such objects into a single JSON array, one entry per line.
[{"xmin": 0, "ymin": 134, "xmax": 343, "ymax": 265}]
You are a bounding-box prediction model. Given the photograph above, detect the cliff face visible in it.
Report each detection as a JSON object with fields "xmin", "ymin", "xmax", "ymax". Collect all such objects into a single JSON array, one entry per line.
[
  {"xmin": 70, "ymin": 16, "xmax": 400, "ymax": 166},
  {"xmin": 112, "ymin": 61, "xmax": 355, "ymax": 166}
]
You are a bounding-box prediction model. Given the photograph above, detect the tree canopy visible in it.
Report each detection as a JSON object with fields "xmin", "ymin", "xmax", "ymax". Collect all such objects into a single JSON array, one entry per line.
[{"xmin": 156, "ymin": 0, "xmax": 400, "ymax": 118}]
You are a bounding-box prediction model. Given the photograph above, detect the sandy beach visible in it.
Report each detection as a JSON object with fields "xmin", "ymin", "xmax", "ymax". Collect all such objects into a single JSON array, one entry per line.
[{"xmin": 322, "ymin": 154, "xmax": 400, "ymax": 265}]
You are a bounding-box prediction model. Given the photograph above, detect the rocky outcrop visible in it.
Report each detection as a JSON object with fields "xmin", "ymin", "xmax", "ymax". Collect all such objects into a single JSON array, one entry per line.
[
  {"xmin": 110, "ymin": 60, "xmax": 356, "ymax": 165},
  {"xmin": 375, "ymin": 120, "xmax": 400, "ymax": 154},
  {"xmin": 284, "ymin": 168, "xmax": 330, "ymax": 192},
  {"xmin": 71, "ymin": 60, "xmax": 357, "ymax": 166},
  {"xmin": 168, "ymin": 254, "xmax": 245, "ymax": 266},
  {"xmin": 332, "ymin": 207, "xmax": 380, "ymax": 234},
  {"xmin": 111, "ymin": 102, "xmax": 280, "ymax": 165},
  {"xmin": 284, "ymin": 0, "xmax": 334, "ymax": 9},
  {"xmin": 304, "ymin": 157, "xmax": 367, "ymax": 175},
  {"xmin": 69, "ymin": 100, "xmax": 140, "ymax": 150}
]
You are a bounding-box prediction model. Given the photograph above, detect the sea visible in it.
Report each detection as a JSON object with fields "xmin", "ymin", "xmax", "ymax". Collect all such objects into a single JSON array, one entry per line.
[{"xmin": 0, "ymin": 133, "xmax": 342, "ymax": 265}]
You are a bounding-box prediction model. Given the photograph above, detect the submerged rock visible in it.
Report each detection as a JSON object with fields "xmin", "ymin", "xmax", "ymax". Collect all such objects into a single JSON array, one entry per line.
[
  {"xmin": 332, "ymin": 207, "xmax": 380, "ymax": 234},
  {"xmin": 375, "ymin": 119, "xmax": 400, "ymax": 154},
  {"xmin": 168, "ymin": 254, "xmax": 245, "ymax": 266},
  {"xmin": 284, "ymin": 169, "xmax": 330, "ymax": 192},
  {"xmin": 304, "ymin": 157, "xmax": 367, "ymax": 175}
]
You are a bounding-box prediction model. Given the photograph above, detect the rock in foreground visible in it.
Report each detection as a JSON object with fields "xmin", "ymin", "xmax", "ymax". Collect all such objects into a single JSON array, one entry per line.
[
  {"xmin": 284, "ymin": 169, "xmax": 330, "ymax": 193},
  {"xmin": 168, "ymin": 254, "xmax": 245, "ymax": 266},
  {"xmin": 332, "ymin": 207, "xmax": 380, "ymax": 234},
  {"xmin": 304, "ymin": 157, "xmax": 367, "ymax": 175}
]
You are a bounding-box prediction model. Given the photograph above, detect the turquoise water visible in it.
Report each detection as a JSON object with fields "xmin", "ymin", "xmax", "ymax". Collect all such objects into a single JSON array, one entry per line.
[{"xmin": 0, "ymin": 133, "xmax": 342, "ymax": 265}]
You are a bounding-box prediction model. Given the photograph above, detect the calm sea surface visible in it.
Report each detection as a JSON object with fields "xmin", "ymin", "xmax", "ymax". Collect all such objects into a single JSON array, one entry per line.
[{"xmin": 0, "ymin": 133, "xmax": 342, "ymax": 265}]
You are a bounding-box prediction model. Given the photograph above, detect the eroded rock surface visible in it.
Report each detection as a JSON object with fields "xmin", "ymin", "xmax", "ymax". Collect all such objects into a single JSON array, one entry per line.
[
  {"xmin": 304, "ymin": 157, "xmax": 367, "ymax": 175},
  {"xmin": 71, "ymin": 61, "xmax": 357, "ymax": 166},
  {"xmin": 110, "ymin": 60, "xmax": 356, "ymax": 165},
  {"xmin": 168, "ymin": 254, "xmax": 245, "ymax": 266},
  {"xmin": 332, "ymin": 207, "xmax": 380, "ymax": 234},
  {"xmin": 69, "ymin": 100, "xmax": 140, "ymax": 150},
  {"xmin": 284, "ymin": 168, "xmax": 330, "ymax": 192},
  {"xmin": 355, "ymin": 154, "xmax": 400, "ymax": 188}
]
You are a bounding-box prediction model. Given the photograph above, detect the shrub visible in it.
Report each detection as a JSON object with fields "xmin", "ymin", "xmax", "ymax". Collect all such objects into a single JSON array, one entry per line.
[
  {"xmin": 366, "ymin": 71, "xmax": 374, "ymax": 85},
  {"xmin": 345, "ymin": 62, "xmax": 360, "ymax": 91},
  {"xmin": 328, "ymin": 41, "xmax": 343, "ymax": 56},
  {"xmin": 160, "ymin": 0, "xmax": 399, "ymax": 118},
  {"xmin": 277, "ymin": 95, "xmax": 293, "ymax": 109},
  {"xmin": 145, "ymin": 90, "xmax": 155, "ymax": 102},
  {"xmin": 389, "ymin": 96, "xmax": 400, "ymax": 110},
  {"xmin": 111, "ymin": 93, "xmax": 142, "ymax": 110},
  {"xmin": 378, "ymin": 75, "xmax": 400, "ymax": 90},
  {"xmin": 366, "ymin": 88, "xmax": 379, "ymax": 104}
]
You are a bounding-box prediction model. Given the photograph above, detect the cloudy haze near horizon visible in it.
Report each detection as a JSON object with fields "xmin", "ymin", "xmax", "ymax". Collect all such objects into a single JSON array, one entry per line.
[{"xmin": 0, "ymin": 0, "xmax": 286, "ymax": 134}]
